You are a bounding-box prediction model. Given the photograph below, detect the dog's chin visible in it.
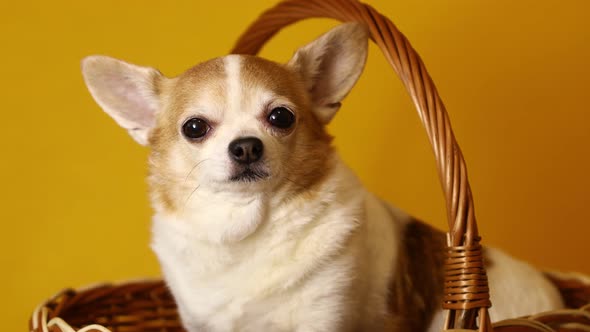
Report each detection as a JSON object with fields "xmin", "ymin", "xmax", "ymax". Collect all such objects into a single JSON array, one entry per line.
[{"xmin": 229, "ymin": 167, "xmax": 270, "ymax": 183}]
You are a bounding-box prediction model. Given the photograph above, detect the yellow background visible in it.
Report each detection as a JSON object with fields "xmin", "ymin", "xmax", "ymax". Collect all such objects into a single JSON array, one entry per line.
[{"xmin": 1, "ymin": 1, "xmax": 589, "ymax": 330}]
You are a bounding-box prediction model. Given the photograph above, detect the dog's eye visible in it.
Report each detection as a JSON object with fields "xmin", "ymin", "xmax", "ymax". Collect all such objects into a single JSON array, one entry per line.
[
  {"xmin": 182, "ymin": 118, "xmax": 210, "ymax": 140},
  {"xmin": 268, "ymin": 107, "xmax": 295, "ymax": 129}
]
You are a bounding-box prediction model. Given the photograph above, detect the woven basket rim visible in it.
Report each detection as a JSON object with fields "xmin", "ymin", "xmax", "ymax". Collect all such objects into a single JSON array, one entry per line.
[{"xmin": 30, "ymin": 278, "xmax": 590, "ymax": 332}]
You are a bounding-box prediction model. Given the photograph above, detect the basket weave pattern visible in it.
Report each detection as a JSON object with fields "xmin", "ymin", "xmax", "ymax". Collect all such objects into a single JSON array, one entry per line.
[
  {"xmin": 30, "ymin": 0, "xmax": 590, "ymax": 331},
  {"xmin": 30, "ymin": 281, "xmax": 184, "ymax": 332}
]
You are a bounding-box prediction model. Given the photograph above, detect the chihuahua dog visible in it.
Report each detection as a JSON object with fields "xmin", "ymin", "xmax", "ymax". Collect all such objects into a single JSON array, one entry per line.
[{"xmin": 81, "ymin": 23, "xmax": 563, "ymax": 332}]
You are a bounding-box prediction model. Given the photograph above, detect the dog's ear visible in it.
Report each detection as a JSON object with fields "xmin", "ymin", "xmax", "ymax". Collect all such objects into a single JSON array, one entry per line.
[
  {"xmin": 81, "ymin": 55, "xmax": 164, "ymax": 145},
  {"xmin": 288, "ymin": 23, "xmax": 369, "ymax": 124}
]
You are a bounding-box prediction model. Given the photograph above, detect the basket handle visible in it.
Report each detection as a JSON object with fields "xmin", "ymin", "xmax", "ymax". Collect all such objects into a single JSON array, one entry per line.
[{"xmin": 230, "ymin": 0, "xmax": 491, "ymax": 330}]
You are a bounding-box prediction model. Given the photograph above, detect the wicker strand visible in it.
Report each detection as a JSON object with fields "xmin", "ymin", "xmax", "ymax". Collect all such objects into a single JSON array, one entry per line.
[{"xmin": 231, "ymin": 0, "xmax": 488, "ymax": 329}]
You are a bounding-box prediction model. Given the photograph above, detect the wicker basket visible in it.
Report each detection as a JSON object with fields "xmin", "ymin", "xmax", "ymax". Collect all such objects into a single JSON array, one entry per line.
[{"xmin": 30, "ymin": 0, "xmax": 590, "ymax": 331}]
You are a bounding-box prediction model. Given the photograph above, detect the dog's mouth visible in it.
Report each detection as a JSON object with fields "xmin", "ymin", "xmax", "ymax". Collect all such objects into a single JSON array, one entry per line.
[{"xmin": 229, "ymin": 167, "xmax": 270, "ymax": 182}]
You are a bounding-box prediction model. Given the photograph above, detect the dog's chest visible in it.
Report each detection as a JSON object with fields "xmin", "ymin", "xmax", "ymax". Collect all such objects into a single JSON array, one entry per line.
[
  {"xmin": 152, "ymin": 219, "xmax": 295, "ymax": 331},
  {"xmin": 168, "ymin": 259, "xmax": 293, "ymax": 331},
  {"xmin": 151, "ymin": 203, "xmax": 362, "ymax": 331}
]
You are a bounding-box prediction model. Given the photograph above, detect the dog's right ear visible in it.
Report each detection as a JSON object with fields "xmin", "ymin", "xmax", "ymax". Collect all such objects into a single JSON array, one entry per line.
[
  {"xmin": 288, "ymin": 23, "xmax": 369, "ymax": 125},
  {"xmin": 81, "ymin": 55, "xmax": 164, "ymax": 146}
]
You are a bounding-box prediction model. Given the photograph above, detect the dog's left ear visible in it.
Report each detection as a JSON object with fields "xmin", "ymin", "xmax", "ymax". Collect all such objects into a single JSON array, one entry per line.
[{"xmin": 288, "ymin": 23, "xmax": 369, "ymax": 124}]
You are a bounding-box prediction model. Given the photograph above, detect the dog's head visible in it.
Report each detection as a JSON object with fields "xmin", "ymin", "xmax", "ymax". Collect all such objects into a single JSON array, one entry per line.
[{"xmin": 82, "ymin": 23, "xmax": 368, "ymax": 215}]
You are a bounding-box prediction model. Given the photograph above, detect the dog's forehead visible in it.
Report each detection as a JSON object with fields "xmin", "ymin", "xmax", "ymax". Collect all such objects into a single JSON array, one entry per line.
[
  {"xmin": 238, "ymin": 55, "xmax": 305, "ymax": 103},
  {"xmin": 169, "ymin": 55, "xmax": 306, "ymax": 116},
  {"xmin": 171, "ymin": 58, "xmax": 226, "ymax": 108}
]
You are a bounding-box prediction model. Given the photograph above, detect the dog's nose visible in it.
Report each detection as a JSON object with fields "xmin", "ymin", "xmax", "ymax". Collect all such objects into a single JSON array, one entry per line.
[{"xmin": 228, "ymin": 137, "xmax": 264, "ymax": 164}]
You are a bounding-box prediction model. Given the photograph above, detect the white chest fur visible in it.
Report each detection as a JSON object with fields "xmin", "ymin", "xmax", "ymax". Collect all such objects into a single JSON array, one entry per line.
[{"xmin": 150, "ymin": 161, "xmax": 398, "ymax": 331}]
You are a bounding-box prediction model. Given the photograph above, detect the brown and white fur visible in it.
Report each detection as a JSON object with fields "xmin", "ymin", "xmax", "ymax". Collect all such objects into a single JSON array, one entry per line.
[{"xmin": 81, "ymin": 23, "xmax": 563, "ymax": 332}]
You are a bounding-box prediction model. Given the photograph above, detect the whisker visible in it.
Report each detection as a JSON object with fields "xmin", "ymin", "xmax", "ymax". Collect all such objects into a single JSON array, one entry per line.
[
  {"xmin": 284, "ymin": 176, "xmax": 304, "ymax": 189},
  {"xmin": 184, "ymin": 159, "xmax": 210, "ymax": 183},
  {"xmin": 183, "ymin": 184, "xmax": 201, "ymax": 211}
]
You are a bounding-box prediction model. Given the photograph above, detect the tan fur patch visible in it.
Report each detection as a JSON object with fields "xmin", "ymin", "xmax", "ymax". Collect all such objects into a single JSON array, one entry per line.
[
  {"xmin": 386, "ymin": 218, "xmax": 447, "ymax": 331},
  {"xmin": 150, "ymin": 58, "xmax": 227, "ymax": 149}
]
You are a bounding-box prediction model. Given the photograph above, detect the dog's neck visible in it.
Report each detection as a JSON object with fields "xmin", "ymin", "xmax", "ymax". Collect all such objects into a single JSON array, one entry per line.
[{"xmin": 178, "ymin": 187, "xmax": 270, "ymax": 244}]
